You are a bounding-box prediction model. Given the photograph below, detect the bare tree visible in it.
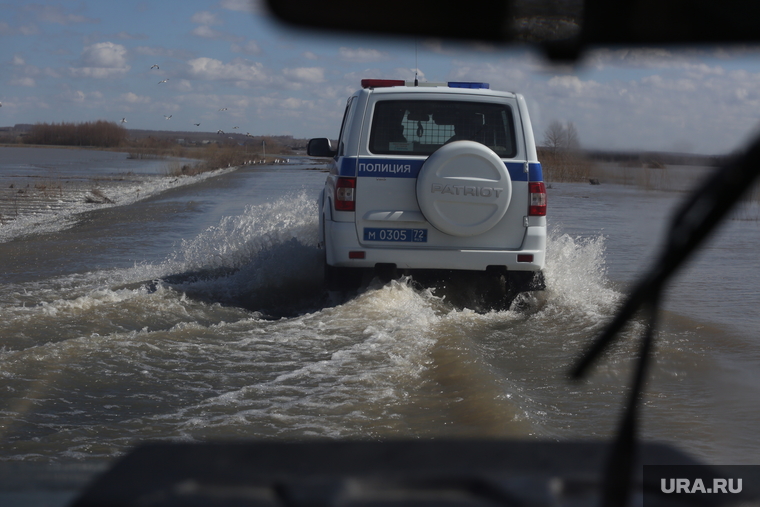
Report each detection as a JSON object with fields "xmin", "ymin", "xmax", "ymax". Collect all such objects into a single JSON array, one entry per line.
[
  {"xmin": 543, "ymin": 120, "xmax": 566, "ymax": 154},
  {"xmin": 543, "ymin": 120, "xmax": 580, "ymax": 152},
  {"xmin": 541, "ymin": 120, "xmax": 589, "ymax": 182},
  {"xmin": 565, "ymin": 122, "xmax": 580, "ymax": 151}
]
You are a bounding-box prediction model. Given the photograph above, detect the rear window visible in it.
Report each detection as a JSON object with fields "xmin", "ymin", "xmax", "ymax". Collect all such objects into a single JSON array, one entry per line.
[{"xmin": 369, "ymin": 100, "xmax": 517, "ymax": 157}]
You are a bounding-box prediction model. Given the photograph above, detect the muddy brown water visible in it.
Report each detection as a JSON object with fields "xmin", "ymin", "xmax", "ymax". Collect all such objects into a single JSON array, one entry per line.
[{"xmin": 1, "ymin": 149, "xmax": 759, "ymax": 502}]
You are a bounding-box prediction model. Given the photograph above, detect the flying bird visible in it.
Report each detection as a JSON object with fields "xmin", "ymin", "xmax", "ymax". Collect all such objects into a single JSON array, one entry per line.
[
  {"xmin": 218, "ymin": 107, "xmax": 227, "ymax": 111},
  {"xmin": 164, "ymin": 115, "xmax": 172, "ymax": 120},
  {"xmin": 193, "ymin": 123, "xmax": 201, "ymax": 126},
  {"xmin": 120, "ymin": 118, "xmax": 127, "ymax": 123},
  {"xmin": 232, "ymin": 126, "xmax": 239, "ymax": 129},
  {"xmin": 158, "ymin": 79, "xmax": 169, "ymax": 84},
  {"xmin": 217, "ymin": 129, "xmax": 224, "ymax": 135},
  {"xmin": 150, "ymin": 64, "xmax": 159, "ymax": 69}
]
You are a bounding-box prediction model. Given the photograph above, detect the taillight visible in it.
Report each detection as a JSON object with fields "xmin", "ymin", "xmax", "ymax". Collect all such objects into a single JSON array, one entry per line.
[
  {"xmin": 528, "ymin": 182, "xmax": 547, "ymax": 216},
  {"xmin": 335, "ymin": 177, "xmax": 356, "ymax": 211}
]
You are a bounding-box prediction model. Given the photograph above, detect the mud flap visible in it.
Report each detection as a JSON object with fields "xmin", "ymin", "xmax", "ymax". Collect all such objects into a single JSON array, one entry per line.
[
  {"xmin": 506, "ymin": 270, "xmax": 546, "ymax": 293},
  {"xmin": 324, "ymin": 263, "xmax": 364, "ymax": 292}
]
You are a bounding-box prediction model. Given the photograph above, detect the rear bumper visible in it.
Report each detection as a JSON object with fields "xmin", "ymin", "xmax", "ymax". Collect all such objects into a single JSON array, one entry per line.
[{"xmin": 325, "ymin": 220, "xmax": 546, "ymax": 271}]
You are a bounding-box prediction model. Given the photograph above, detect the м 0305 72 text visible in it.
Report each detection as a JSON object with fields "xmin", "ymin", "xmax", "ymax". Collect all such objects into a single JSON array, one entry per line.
[{"xmin": 363, "ymin": 228, "xmax": 427, "ymax": 243}]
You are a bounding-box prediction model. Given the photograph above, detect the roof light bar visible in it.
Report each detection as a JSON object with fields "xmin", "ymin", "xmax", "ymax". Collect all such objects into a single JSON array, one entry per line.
[
  {"xmin": 448, "ymin": 81, "xmax": 490, "ymax": 89},
  {"xmin": 362, "ymin": 79, "xmax": 490, "ymax": 89}
]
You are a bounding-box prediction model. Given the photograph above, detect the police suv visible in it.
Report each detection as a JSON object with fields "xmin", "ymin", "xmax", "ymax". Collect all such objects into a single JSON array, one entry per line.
[{"xmin": 308, "ymin": 79, "xmax": 546, "ymax": 309}]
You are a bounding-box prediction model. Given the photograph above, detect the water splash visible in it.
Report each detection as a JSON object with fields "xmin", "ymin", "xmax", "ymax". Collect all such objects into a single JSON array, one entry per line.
[
  {"xmin": 123, "ymin": 190, "xmax": 326, "ymax": 315},
  {"xmin": 166, "ymin": 190, "xmax": 319, "ymax": 272},
  {"xmin": 540, "ymin": 225, "xmax": 622, "ymax": 322}
]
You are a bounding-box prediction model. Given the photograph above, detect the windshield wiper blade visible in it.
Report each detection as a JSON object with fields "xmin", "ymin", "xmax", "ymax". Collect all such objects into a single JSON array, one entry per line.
[{"xmin": 570, "ymin": 132, "xmax": 760, "ymax": 507}]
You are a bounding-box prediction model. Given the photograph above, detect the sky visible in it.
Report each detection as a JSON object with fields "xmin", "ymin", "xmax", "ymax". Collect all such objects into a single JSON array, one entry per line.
[{"xmin": 2, "ymin": 0, "xmax": 760, "ymax": 155}]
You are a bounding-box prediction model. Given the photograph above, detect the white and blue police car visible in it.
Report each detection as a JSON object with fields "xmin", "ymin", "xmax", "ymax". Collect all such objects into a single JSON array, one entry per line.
[{"xmin": 308, "ymin": 79, "xmax": 546, "ymax": 309}]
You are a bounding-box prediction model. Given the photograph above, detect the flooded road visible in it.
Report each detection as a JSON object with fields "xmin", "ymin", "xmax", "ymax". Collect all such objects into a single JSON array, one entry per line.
[{"xmin": 1, "ymin": 148, "xmax": 759, "ymax": 481}]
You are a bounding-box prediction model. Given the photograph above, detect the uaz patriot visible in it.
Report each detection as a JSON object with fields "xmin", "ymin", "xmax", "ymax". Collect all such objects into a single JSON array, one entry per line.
[{"xmin": 308, "ymin": 79, "xmax": 547, "ymax": 310}]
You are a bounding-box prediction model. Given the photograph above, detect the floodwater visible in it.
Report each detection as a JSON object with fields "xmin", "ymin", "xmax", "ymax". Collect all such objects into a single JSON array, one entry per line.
[{"xmin": 1, "ymin": 147, "xmax": 759, "ymax": 499}]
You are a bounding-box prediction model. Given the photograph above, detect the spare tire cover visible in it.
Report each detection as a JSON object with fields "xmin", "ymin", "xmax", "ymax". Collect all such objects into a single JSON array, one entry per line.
[{"xmin": 416, "ymin": 141, "xmax": 512, "ymax": 237}]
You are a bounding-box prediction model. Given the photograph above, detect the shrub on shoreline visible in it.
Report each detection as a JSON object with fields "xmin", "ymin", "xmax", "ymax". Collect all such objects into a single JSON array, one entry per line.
[
  {"xmin": 538, "ymin": 146, "xmax": 595, "ymax": 183},
  {"xmin": 24, "ymin": 121, "xmax": 127, "ymax": 147}
]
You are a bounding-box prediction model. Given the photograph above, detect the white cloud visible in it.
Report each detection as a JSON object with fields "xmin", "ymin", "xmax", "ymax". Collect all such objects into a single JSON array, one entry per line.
[
  {"xmin": 192, "ymin": 25, "xmax": 224, "ymax": 39},
  {"xmin": 0, "ymin": 21, "xmax": 38, "ymax": 36},
  {"xmin": 420, "ymin": 39, "xmax": 451, "ymax": 55},
  {"xmin": 586, "ymin": 48, "xmax": 678, "ymax": 69},
  {"xmin": 12, "ymin": 55, "xmax": 25, "ymax": 66},
  {"xmin": 338, "ymin": 47, "xmax": 388, "ymax": 62},
  {"xmin": 27, "ymin": 4, "xmax": 98, "ymax": 25},
  {"xmin": 231, "ymin": 40, "xmax": 261, "ymax": 55},
  {"xmin": 10, "ymin": 77, "xmax": 35, "ymax": 87},
  {"xmin": 81, "ymin": 42, "xmax": 128, "ymax": 68},
  {"xmin": 191, "ymin": 11, "xmax": 221, "ymax": 25},
  {"xmin": 221, "ymin": 0, "xmax": 267, "ymax": 15},
  {"xmin": 281, "ymin": 97, "xmax": 307, "ymax": 109},
  {"xmin": 19, "ymin": 24, "xmax": 38, "ymax": 35},
  {"xmin": 188, "ymin": 57, "xmax": 270, "ymax": 84},
  {"xmin": 134, "ymin": 46, "xmax": 193, "ymax": 59},
  {"xmin": 221, "ymin": 0, "xmax": 254, "ymax": 12},
  {"xmin": 115, "ymin": 31, "xmax": 148, "ymax": 41},
  {"xmin": 683, "ymin": 63, "xmax": 725, "ymax": 77},
  {"xmin": 135, "ymin": 46, "xmax": 165, "ymax": 56},
  {"xmin": 641, "ymin": 75, "xmax": 697, "ymax": 92},
  {"xmin": 546, "ymin": 75, "xmax": 601, "ymax": 97},
  {"xmin": 283, "ymin": 67, "xmax": 325, "ymax": 83},
  {"xmin": 389, "ymin": 67, "xmax": 422, "ymax": 82},
  {"xmin": 69, "ymin": 42, "xmax": 130, "ymax": 79},
  {"xmin": 58, "ymin": 89, "xmax": 104, "ymax": 106},
  {"xmin": 120, "ymin": 92, "xmax": 151, "ymax": 104},
  {"xmin": 190, "ymin": 10, "xmax": 228, "ymax": 40},
  {"xmin": 176, "ymin": 79, "xmax": 194, "ymax": 92}
]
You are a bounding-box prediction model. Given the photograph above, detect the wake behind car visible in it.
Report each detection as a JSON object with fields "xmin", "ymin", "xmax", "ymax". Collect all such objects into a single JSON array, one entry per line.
[{"xmin": 309, "ymin": 79, "xmax": 547, "ymax": 310}]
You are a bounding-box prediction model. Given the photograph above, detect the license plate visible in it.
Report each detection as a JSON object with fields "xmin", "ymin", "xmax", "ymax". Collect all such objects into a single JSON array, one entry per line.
[{"xmin": 363, "ymin": 227, "xmax": 427, "ymax": 242}]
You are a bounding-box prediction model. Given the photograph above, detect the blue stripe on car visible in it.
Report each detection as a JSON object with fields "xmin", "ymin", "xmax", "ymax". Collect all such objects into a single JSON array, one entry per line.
[{"xmin": 340, "ymin": 158, "xmax": 543, "ymax": 182}]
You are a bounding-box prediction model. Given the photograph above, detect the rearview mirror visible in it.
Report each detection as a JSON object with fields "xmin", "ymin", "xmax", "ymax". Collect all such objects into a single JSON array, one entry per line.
[{"xmin": 265, "ymin": 0, "xmax": 760, "ymax": 60}]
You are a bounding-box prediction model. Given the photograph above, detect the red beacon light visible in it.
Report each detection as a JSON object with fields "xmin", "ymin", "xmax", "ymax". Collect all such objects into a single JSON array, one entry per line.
[{"xmin": 361, "ymin": 79, "xmax": 405, "ymax": 89}]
